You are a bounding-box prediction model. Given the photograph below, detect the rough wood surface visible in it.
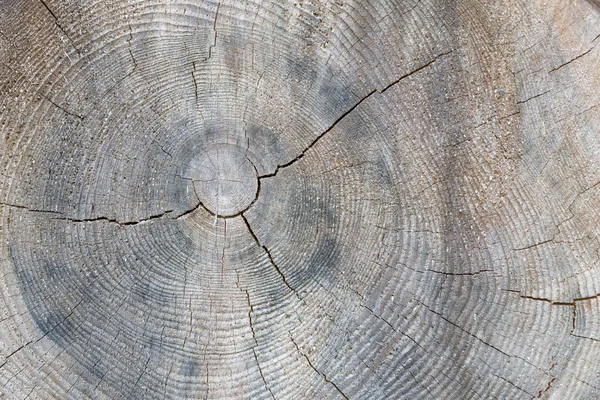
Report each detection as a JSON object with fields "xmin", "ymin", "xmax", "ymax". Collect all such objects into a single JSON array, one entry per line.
[{"xmin": 2, "ymin": 0, "xmax": 600, "ymax": 398}]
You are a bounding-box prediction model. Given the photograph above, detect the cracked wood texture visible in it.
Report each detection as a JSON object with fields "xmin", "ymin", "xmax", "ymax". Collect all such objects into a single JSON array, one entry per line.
[{"xmin": 2, "ymin": 0, "xmax": 600, "ymax": 399}]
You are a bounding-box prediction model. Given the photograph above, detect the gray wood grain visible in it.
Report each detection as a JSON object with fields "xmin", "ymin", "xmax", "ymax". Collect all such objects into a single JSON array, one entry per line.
[{"xmin": 1, "ymin": 0, "xmax": 600, "ymax": 398}]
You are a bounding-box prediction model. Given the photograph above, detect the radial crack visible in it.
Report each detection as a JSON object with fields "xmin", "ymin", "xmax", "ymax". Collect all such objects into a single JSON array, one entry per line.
[
  {"xmin": 516, "ymin": 292, "xmax": 600, "ymax": 341},
  {"xmin": 0, "ymin": 340, "xmax": 33, "ymax": 370},
  {"xmin": 182, "ymin": 297, "xmax": 193, "ymax": 350},
  {"xmin": 253, "ymin": 348, "xmax": 275, "ymax": 399},
  {"xmin": 1, "ymin": 202, "xmax": 63, "ymax": 214},
  {"xmin": 518, "ymin": 291, "xmax": 600, "ymax": 306},
  {"xmin": 129, "ymin": 357, "xmax": 151, "ymax": 397},
  {"xmin": 40, "ymin": 94, "xmax": 84, "ymax": 120},
  {"xmin": 416, "ymin": 299, "xmax": 510, "ymax": 358},
  {"xmin": 4, "ymin": 196, "xmax": 215, "ymax": 226},
  {"xmin": 241, "ymin": 214, "xmax": 300, "ymax": 299},
  {"xmin": 549, "ymin": 47, "xmax": 594, "ymax": 72},
  {"xmin": 492, "ymin": 372, "xmax": 535, "ymax": 398},
  {"xmin": 533, "ymin": 377, "xmax": 557, "ymax": 399},
  {"xmin": 234, "ymin": 272, "xmax": 275, "ymax": 399},
  {"xmin": 259, "ymin": 89, "xmax": 377, "ymax": 179},
  {"xmin": 290, "ymin": 334, "xmax": 349, "ymax": 400},
  {"xmin": 35, "ymin": 298, "xmax": 84, "ymax": 343},
  {"xmin": 38, "ymin": 0, "xmax": 80, "ymax": 54},
  {"xmin": 54, "ymin": 209, "xmax": 173, "ymax": 226},
  {"xmin": 127, "ymin": 22, "xmax": 138, "ymax": 70},
  {"xmin": 516, "ymin": 90, "xmax": 552, "ymax": 105},
  {"xmin": 205, "ymin": 2, "xmax": 220, "ymax": 60},
  {"xmin": 380, "ymin": 50, "xmax": 453, "ymax": 93},
  {"xmin": 257, "ymin": 51, "xmax": 453, "ymax": 180},
  {"xmin": 425, "ymin": 269, "xmax": 494, "ymax": 276},
  {"xmin": 361, "ymin": 304, "xmax": 395, "ymax": 330},
  {"xmin": 192, "ymin": 62, "xmax": 199, "ymax": 101}
]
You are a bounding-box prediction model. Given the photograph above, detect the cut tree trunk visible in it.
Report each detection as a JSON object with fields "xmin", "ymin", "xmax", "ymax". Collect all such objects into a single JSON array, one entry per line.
[{"xmin": 1, "ymin": 0, "xmax": 600, "ymax": 398}]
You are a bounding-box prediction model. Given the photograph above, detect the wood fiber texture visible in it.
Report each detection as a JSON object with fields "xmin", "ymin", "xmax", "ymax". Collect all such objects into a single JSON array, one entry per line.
[{"xmin": 1, "ymin": 0, "xmax": 600, "ymax": 399}]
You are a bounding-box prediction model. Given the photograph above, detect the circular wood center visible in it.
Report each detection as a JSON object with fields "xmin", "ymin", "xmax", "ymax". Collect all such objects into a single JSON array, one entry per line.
[
  {"xmin": 5, "ymin": 1, "xmax": 600, "ymax": 399},
  {"xmin": 188, "ymin": 144, "xmax": 258, "ymax": 217}
]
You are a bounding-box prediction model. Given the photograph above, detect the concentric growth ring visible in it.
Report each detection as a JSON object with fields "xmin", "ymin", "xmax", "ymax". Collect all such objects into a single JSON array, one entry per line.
[
  {"xmin": 187, "ymin": 143, "xmax": 259, "ymax": 217},
  {"xmin": 3, "ymin": 1, "xmax": 599, "ymax": 399}
]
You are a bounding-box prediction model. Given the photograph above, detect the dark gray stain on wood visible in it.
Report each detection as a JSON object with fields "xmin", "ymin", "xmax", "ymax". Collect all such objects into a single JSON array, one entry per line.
[{"xmin": 3, "ymin": 1, "xmax": 600, "ymax": 399}]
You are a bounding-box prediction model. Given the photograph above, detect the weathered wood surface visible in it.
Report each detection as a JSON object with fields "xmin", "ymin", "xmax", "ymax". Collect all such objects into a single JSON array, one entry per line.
[{"xmin": 1, "ymin": 0, "xmax": 600, "ymax": 398}]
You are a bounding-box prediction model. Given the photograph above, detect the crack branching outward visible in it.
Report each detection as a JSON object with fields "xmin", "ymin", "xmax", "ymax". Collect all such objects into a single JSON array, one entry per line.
[
  {"xmin": 259, "ymin": 50, "xmax": 453, "ymax": 180},
  {"xmin": 517, "ymin": 291, "xmax": 600, "ymax": 342},
  {"xmin": 174, "ymin": 200, "xmax": 212, "ymax": 220},
  {"xmin": 259, "ymin": 89, "xmax": 377, "ymax": 179},
  {"xmin": 519, "ymin": 292, "xmax": 600, "ymax": 307},
  {"xmin": 4, "ymin": 50, "xmax": 455, "ymax": 230}
]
